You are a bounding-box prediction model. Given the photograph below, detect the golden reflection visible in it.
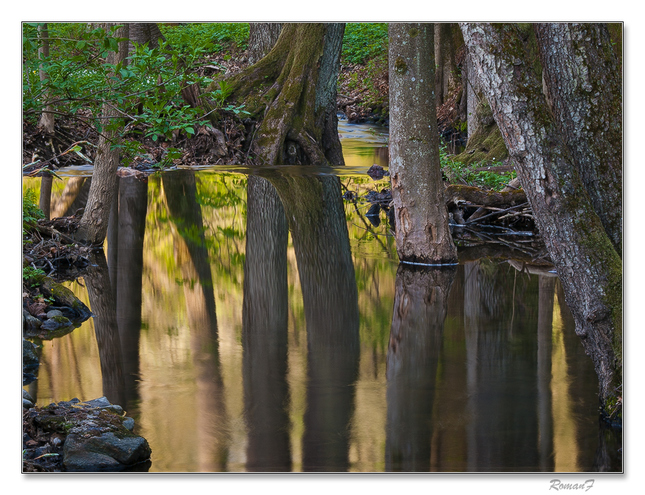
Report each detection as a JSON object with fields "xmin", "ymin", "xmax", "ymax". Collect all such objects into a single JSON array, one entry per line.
[{"xmin": 551, "ymin": 293, "xmax": 579, "ymax": 472}]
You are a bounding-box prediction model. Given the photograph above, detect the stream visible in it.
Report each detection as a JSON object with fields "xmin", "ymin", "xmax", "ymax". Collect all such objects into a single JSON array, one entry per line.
[{"xmin": 22, "ymin": 120, "xmax": 622, "ymax": 472}]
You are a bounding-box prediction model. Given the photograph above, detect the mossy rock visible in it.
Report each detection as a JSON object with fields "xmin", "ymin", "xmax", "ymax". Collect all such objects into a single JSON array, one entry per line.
[{"xmin": 39, "ymin": 276, "xmax": 91, "ymax": 320}]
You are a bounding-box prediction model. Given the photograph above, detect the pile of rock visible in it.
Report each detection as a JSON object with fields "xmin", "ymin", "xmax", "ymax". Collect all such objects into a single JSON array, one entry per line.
[{"xmin": 23, "ymin": 396, "xmax": 152, "ymax": 472}]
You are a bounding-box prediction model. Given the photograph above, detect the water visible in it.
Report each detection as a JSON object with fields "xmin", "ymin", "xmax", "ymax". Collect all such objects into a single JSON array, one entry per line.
[{"xmin": 22, "ymin": 122, "xmax": 621, "ymax": 472}]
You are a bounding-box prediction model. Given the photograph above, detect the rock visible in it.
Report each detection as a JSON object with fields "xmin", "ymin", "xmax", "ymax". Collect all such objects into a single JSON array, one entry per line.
[
  {"xmin": 367, "ymin": 164, "xmax": 389, "ymax": 180},
  {"xmin": 40, "ymin": 315, "xmax": 72, "ymax": 332},
  {"xmin": 23, "ymin": 310, "xmax": 42, "ymax": 331},
  {"xmin": 46, "ymin": 309, "xmax": 63, "ymax": 319},
  {"xmin": 23, "ymin": 396, "xmax": 151, "ymax": 472},
  {"xmin": 39, "ymin": 276, "xmax": 92, "ymax": 320},
  {"xmin": 63, "ymin": 432, "xmax": 151, "ymax": 472},
  {"xmin": 23, "ymin": 338, "xmax": 40, "ymax": 385},
  {"xmin": 23, "ymin": 388, "xmax": 35, "ymax": 409}
]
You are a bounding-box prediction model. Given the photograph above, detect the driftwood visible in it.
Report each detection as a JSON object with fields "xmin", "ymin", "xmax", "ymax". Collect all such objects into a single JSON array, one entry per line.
[{"xmin": 444, "ymin": 183, "xmax": 526, "ymax": 207}]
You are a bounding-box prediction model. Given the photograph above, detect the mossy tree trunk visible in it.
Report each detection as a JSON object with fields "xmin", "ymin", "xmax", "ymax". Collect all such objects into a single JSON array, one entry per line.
[
  {"xmin": 223, "ymin": 23, "xmax": 345, "ymax": 166},
  {"xmin": 460, "ymin": 23, "xmax": 622, "ymax": 421},
  {"xmin": 534, "ymin": 23, "xmax": 622, "ymax": 254},
  {"xmin": 388, "ymin": 23, "xmax": 457, "ymax": 265}
]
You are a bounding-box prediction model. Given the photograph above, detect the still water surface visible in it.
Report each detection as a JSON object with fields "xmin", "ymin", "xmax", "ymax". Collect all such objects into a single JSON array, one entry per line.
[{"xmin": 23, "ymin": 121, "xmax": 620, "ymax": 472}]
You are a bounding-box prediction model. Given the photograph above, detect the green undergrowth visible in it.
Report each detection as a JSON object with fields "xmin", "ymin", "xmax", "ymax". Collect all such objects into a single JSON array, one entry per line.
[
  {"xmin": 440, "ymin": 143, "xmax": 516, "ymax": 191},
  {"xmin": 158, "ymin": 23, "xmax": 249, "ymax": 54},
  {"xmin": 342, "ymin": 23, "xmax": 388, "ymax": 65}
]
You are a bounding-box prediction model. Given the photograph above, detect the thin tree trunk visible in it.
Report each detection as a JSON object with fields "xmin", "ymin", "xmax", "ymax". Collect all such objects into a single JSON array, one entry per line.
[
  {"xmin": 534, "ymin": 23, "xmax": 622, "ymax": 254},
  {"xmin": 460, "ymin": 23, "xmax": 622, "ymax": 419},
  {"xmin": 37, "ymin": 23, "xmax": 55, "ymax": 135},
  {"xmin": 75, "ymin": 24, "xmax": 129, "ymax": 246},
  {"xmin": 388, "ymin": 23, "xmax": 457, "ymax": 265}
]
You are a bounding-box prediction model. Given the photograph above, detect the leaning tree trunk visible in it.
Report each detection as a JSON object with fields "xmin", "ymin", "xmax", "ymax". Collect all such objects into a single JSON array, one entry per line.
[
  {"xmin": 388, "ymin": 23, "xmax": 457, "ymax": 265},
  {"xmin": 534, "ymin": 23, "xmax": 622, "ymax": 254},
  {"xmin": 75, "ymin": 24, "xmax": 129, "ymax": 246},
  {"xmin": 223, "ymin": 23, "xmax": 345, "ymax": 166},
  {"xmin": 460, "ymin": 23, "xmax": 622, "ymax": 420}
]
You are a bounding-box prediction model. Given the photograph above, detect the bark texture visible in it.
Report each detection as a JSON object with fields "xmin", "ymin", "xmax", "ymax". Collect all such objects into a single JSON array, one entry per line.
[
  {"xmin": 534, "ymin": 23, "xmax": 622, "ymax": 254},
  {"xmin": 224, "ymin": 23, "xmax": 345, "ymax": 166},
  {"xmin": 248, "ymin": 23, "xmax": 283, "ymax": 64},
  {"xmin": 75, "ymin": 24, "xmax": 129, "ymax": 246},
  {"xmin": 460, "ymin": 23, "xmax": 622, "ymax": 418},
  {"xmin": 388, "ymin": 23, "xmax": 457, "ymax": 264},
  {"xmin": 37, "ymin": 23, "xmax": 55, "ymax": 135}
]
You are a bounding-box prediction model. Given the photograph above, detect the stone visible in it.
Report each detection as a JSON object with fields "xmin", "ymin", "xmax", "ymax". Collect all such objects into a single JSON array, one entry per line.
[
  {"xmin": 46, "ymin": 309, "xmax": 63, "ymax": 319},
  {"xmin": 40, "ymin": 315, "xmax": 72, "ymax": 332},
  {"xmin": 63, "ymin": 432, "xmax": 151, "ymax": 472},
  {"xmin": 23, "ymin": 310, "xmax": 42, "ymax": 331}
]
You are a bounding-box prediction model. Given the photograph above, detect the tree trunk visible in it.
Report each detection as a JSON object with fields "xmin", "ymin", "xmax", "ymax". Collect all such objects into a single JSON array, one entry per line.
[
  {"xmin": 460, "ymin": 23, "xmax": 622, "ymax": 420},
  {"xmin": 37, "ymin": 23, "xmax": 55, "ymax": 135},
  {"xmin": 128, "ymin": 22, "xmax": 165, "ymax": 54},
  {"xmin": 388, "ymin": 23, "xmax": 457, "ymax": 265},
  {"xmin": 434, "ymin": 23, "xmax": 458, "ymax": 106},
  {"xmin": 75, "ymin": 24, "xmax": 129, "ymax": 246},
  {"xmin": 248, "ymin": 23, "xmax": 283, "ymax": 64},
  {"xmin": 534, "ymin": 23, "xmax": 622, "ymax": 254},
  {"xmin": 224, "ymin": 23, "xmax": 345, "ymax": 166}
]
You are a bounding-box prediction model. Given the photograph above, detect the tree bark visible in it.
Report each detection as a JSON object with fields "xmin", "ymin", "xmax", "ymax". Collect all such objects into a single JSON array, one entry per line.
[
  {"xmin": 534, "ymin": 23, "xmax": 622, "ymax": 254},
  {"xmin": 75, "ymin": 24, "xmax": 129, "ymax": 246},
  {"xmin": 388, "ymin": 23, "xmax": 457, "ymax": 265},
  {"xmin": 37, "ymin": 23, "xmax": 55, "ymax": 135},
  {"xmin": 223, "ymin": 23, "xmax": 345, "ymax": 166},
  {"xmin": 248, "ymin": 23, "xmax": 283, "ymax": 64},
  {"xmin": 460, "ymin": 23, "xmax": 622, "ymax": 420}
]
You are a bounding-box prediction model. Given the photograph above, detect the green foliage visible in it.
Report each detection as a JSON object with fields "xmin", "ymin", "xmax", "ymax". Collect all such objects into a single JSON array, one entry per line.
[
  {"xmin": 342, "ymin": 23, "xmax": 388, "ymax": 65},
  {"xmin": 23, "ymin": 189, "xmax": 44, "ymax": 232},
  {"xmin": 23, "ymin": 266, "xmax": 46, "ymax": 286},
  {"xmin": 23, "ymin": 23, "xmax": 250, "ymax": 166},
  {"xmin": 440, "ymin": 142, "xmax": 516, "ymax": 191},
  {"xmin": 158, "ymin": 23, "xmax": 249, "ymax": 53}
]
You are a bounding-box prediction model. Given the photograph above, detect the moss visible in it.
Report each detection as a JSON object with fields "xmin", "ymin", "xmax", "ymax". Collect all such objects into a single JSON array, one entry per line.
[
  {"xmin": 408, "ymin": 27, "xmax": 419, "ymax": 38},
  {"xmin": 394, "ymin": 56, "xmax": 408, "ymax": 75},
  {"xmin": 454, "ymin": 125, "xmax": 508, "ymax": 166}
]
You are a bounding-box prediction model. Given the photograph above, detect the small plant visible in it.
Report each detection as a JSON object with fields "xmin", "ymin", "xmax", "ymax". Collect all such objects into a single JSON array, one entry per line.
[
  {"xmin": 23, "ymin": 189, "xmax": 44, "ymax": 233},
  {"xmin": 439, "ymin": 142, "xmax": 516, "ymax": 191},
  {"xmin": 23, "ymin": 266, "xmax": 46, "ymax": 286}
]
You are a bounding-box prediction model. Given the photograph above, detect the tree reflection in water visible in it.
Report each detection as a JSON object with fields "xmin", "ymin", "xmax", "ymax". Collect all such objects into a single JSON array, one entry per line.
[
  {"xmin": 242, "ymin": 175, "xmax": 291, "ymax": 471},
  {"xmin": 385, "ymin": 265, "xmax": 456, "ymax": 472},
  {"xmin": 267, "ymin": 173, "xmax": 360, "ymax": 472},
  {"xmin": 162, "ymin": 170, "xmax": 230, "ymax": 471}
]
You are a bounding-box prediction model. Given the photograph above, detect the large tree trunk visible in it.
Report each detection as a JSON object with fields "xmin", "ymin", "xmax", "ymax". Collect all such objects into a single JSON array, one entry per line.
[
  {"xmin": 534, "ymin": 23, "xmax": 622, "ymax": 254},
  {"xmin": 247, "ymin": 23, "xmax": 283, "ymax": 64},
  {"xmin": 460, "ymin": 23, "xmax": 622, "ymax": 421},
  {"xmin": 224, "ymin": 23, "xmax": 345, "ymax": 166},
  {"xmin": 75, "ymin": 24, "xmax": 129, "ymax": 246},
  {"xmin": 388, "ymin": 23, "xmax": 457, "ymax": 265}
]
